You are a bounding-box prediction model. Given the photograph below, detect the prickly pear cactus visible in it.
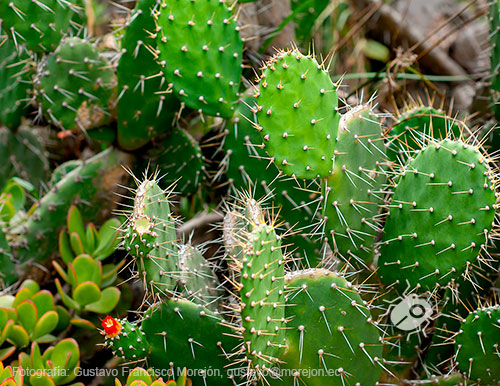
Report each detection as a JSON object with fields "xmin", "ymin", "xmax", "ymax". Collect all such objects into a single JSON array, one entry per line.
[
  {"xmin": 177, "ymin": 244, "xmax": 221, "ymax": 310},
  {"xmin": 273, "ymin": 268, "xmax": 383, "ymax": 386},
  {"xmin": 102, "ymin": 317, "xmax": 149, "ymax": 361},
  {"xmin": 122, "ymin": 177, "xmax": 179, "ymax": 296},
  {"xmin": 454, "ymin": 304, "xmax": 500, "ymax": 385},
  {"xmin": 378, "ymin": 139, "xmax": 498, "ymax": 292},
  {"xmin": 255, "ymin": 49, "xmax": 339, "ymax": 179},
  {"xmin": 35, "ymin": 37, "xmax": 116, "ymax": 131},
  {"xmin": 0, "ymin": 28, "xmax": 33, "ymax": 129},
  {"xmin": 237, "ymin": 210, "xmax": 286, "ymax": 378},
  {"xmin": 223, "ymin": 97, "xmax": 323, "ymax": 264},
  {"xmin": 323, "ymin": 104, "xmax": 387, "ymax": 269},
  {"xmin": 155, "ymin": 0, "xmax": 243, "ymax": 117},
  {"xmin": 116, "ymin": 0, "xmax": 179, "ymax": 150},
  {"xmin": 140, "ymin": 299, "xmax": 238, "ymax": 386},
  {"xmin": 0, "ymin": 0, "xmax": 79, "ymax": 52}
]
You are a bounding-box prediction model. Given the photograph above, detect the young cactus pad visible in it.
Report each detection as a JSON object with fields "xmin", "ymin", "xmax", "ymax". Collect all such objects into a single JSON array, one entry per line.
[
  {"xmin": 378, "ymin": 139, "xmax": 498, "ymax": 292},
  {"xmin": 122, "ymin": 178, "xmax": 179, "ymax": 295},
  {"xmin": 273, "ymin": 268, "xmax": 383, "ymax": 386},
  {"xmin": 155, "ymin": 0, "xmax": 243, "ymax": 117},
  {"xmin": 386, "ymin": 106, "xmax": 463, "ymax": 161},
  {"xmin": 255, "ymin": 49, "xmax": 339, "ymax": 179},
  {"xmin": 238, "ymin": 215, "xmax": 286, "ymax": 377}
]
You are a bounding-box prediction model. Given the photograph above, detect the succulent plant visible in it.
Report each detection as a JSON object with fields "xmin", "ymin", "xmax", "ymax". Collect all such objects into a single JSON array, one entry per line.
[
  {"xmin": 0, "ymin": 0, "xmax": 79, "ymax": 53},
  {"xmin": 154, "ymin": 0, "xmax": 243, "ymax": 117},
  {"xmin": 58, "ymin": 205, "xmax": 121, "ymax": 263},
  {"xmin": 116, "ymin": 0, "xmax": 179, "ymax": 150},
  {"xmin": 454, "ymin": 304, "xmax": 500, "ymax": 385},
  {"xmin": 255, "ymin": 49, "xmax": 340, "ymax": 179},
  {"xmin": 378, "ymin": 139, "xmax": 498, "ymax": 293},
  {"xmin": 0, "ymin": 27, "xmax": 33, "ymax": 130},
  {"xmin": 9, "ymin": 148, "xmax": 132, "ymax": 283},
  {"xmin": 115, "ymin": 367, "xmax": 191, "ymax": 386},
  {"xmin": 0, "ymin": 126, "xmax": 50, "ymax": 191},
  {"xmin": 17, "ymin": 339, "xmax": 81, "ymax": 386},
  {"xmin": 0, "ymin": 280, "xmax": 69, "ymax": 360},
  {"xmin": 34, "ymin": 37, "xmax": 116, "ymax": 132}
]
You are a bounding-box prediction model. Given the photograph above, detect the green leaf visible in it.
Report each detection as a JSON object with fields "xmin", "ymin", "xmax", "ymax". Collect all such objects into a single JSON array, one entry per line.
[
  {"xmin": 73, "ymin": 282, "xmax": 101, "ymax": 307},
  {"xmin": 55, "ymin": 306, "xmax": 70, "ymax": 331},
  {"xmin": 52, "ymin": 261, "xmax": 70, "ymax": 284},
  {"xmin": 85, "ymin": 223, "xmax": 98, "ymax": 254},
  {"xmin": 0, "ymin": 199, "xmax": 15, "ymax": 223},
  {"xmin": 20, "ymin": 280, "xmax": 40, "ymax": 295},
  {"xmin": 0, "ymin": 320, "xmax": 14, "ymax": 345},
  {"xmin": 177, "ymin": 367, "xmax": 188, "ymax": 386},
  {"xmin": 8, "ymin": 177, "xmax": 35, "ymax": 195},
  {"xmin": 0, "ymin": 347, "xmax": 16, "ymax": 362},
  {"xmin": 31, "ymin": 290, "xmax": 55, "ymax": 316},
  {"xmin": 72, "ymin": 255, "xmax": 102, "ymax": 287},
  {"xmin": 33, "ymin": 311, "xmax": 59, "ymax": 341},
  {"xmin": 12, "ymin": 287, "xmax": 33, "ymax": 308},
  {"xmin": 55, "ymin": 279, "xmax": 80, "ymax": 312},
  {"xmin": 69, "ymin": 232, "xmax": 85, "ymax": 256},
  {"xmin": 0, "ymin": 295, "xmax": 14, "ymax": 308},
  {"xmin": 94, "ymin": 218, "xmax": 120, "ymax": 260},
  {"xmin": 16, "ymin": 300, "xmax": 38, "ymax": 334},
  {"xmin": 126, "ymin": 368, "xmax": 152, "ymax": 385},
  {"xmin": 30, "ymin": 341, "xmax": 44, "ymax": 371},
  {"xmin": 48, "ymin": 339, "xmax": 80, "ymax": 384},
  {"xmin": 101, "ymin": 260, "xmax": 125, "ymax": 287},
  {"xmin": 30, "ymin": 372, "xmax": 56, "ymax": 386},
  {"xmin": 67, "ymin": 206, "xmax": 87, "ymax": 251},
  {"xmin": 59, "ymin": 231, "xmax": 74, "ymax": 264},
  {"xmin": 84, "ymin": 287, "xmax": 120, "ymax": 314},
  {"xmin": 2, "ymin": 182, "xmax": 26, "ymax": 212},
  {"xmin": 70, "ymin": 318, "xmax": 95, "ymax": 329},
  {"xmin": 7, "ymin": 324, "xmax": 29, "ymax": 347}
]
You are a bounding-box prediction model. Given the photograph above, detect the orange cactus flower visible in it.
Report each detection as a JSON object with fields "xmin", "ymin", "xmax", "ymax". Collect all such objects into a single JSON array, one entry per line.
[{"xmin": 102, "ymin": 316, "xmax": 122, "ymax": 338}]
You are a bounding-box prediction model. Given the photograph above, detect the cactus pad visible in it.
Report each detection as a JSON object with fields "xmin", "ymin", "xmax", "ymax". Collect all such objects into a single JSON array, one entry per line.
[
  {"xmin": 275, "ymin": 268, "xmax": 383, "ymax": 386},
  {"xmin": 155, "ymin": 0, "xmax": 243, "ymax": 117},
  {"xmin": 35, "ymin": 37, "xmax": 116, "ymax": 131},
  {"xmin": 0, "ymin": 0, "xmax": 78, "ymax": 52},
  {"xmin": 117, "ymin": 0, "xmax": 179, "ymax": 150},
  {"xmin": 323, "ymin": 105, "xmax": 387, "ymax": 269},
  {"xmin": 255, "ymin": 49, "xmax": 339, "ymax": 179},
  {"xmin": 379, "ymin": 139, "xmax": 497, "ymax": 292}
]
